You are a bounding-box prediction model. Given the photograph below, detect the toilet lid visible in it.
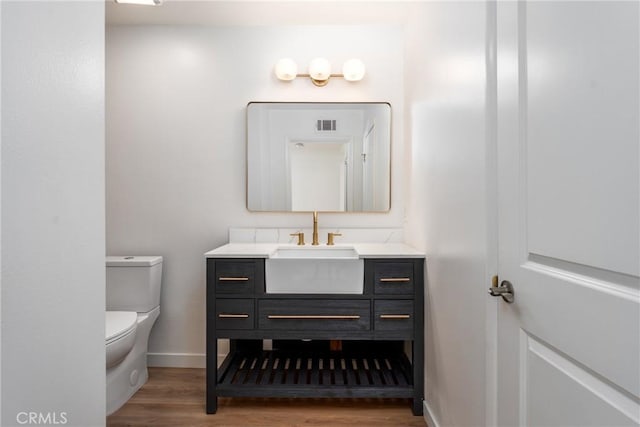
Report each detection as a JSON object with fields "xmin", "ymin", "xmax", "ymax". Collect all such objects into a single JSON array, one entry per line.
[{"xmin": 106, "ymin": 311, "xmax": 137, "ymax": 344}]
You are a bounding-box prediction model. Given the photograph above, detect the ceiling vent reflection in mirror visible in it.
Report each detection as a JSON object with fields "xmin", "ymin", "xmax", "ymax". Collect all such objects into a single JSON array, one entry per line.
[{"xmin": 317, "ymin": 120, "xmax": 337, "ymax": 132}]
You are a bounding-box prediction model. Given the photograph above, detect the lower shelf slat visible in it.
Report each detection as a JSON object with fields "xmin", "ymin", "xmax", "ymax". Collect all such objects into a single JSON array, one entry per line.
[{"xmin": 216, "ymin": 350, "xmax": 414, "ymax": 398}]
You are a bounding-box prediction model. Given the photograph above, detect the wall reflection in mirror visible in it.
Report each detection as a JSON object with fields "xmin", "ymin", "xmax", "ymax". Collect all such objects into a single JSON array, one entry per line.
[{"xmin": 247, "ymin": 102, "xmax": 391, "ymax": 212}]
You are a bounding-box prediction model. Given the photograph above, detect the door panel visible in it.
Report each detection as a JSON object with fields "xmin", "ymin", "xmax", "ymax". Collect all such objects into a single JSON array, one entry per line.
[
  {"xmin": 496, "ymin": 1, "xmax": 639, "ymax": 425},
  {"xmin": 518, "ymin": 261, "xmax": 640, "ymax": 397},
  {"xmin": 523, "ymin": 332, "xmax": 637, "ymax": 427},
  {"xmin": 526, "ymin": 2, "xmax": 639, "ymax": 277}
]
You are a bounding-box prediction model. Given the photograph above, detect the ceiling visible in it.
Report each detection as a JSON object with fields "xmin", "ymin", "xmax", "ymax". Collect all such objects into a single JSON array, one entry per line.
[{"xmin": 106, "ymin": 0, "xmax": 417, "ymax": 26}]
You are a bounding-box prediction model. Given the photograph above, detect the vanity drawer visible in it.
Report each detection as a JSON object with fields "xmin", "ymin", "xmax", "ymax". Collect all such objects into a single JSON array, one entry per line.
[
  {"xmin": 214, "ymin": 260, "xmax": 260, "ymax": 295},
  {"xmin": 258, "ymin": 300, "xmax": 370, "ymax": 331},
  {"xmin": 215, "ymin": 299, "xmax": 255, "ymax": 329},
  {"xmin": 373, "ymin": 262, "xmax": 414, "ymax": 295},
  {"xmin": 374, "ymin": 300, "xmax": 414, "ymax": 334}
]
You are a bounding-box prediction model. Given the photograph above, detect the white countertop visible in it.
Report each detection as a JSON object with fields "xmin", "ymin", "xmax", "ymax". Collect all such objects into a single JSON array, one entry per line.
[{"xmin": 204, "ymin": 242, "xmax": 425, "ymax": 259}]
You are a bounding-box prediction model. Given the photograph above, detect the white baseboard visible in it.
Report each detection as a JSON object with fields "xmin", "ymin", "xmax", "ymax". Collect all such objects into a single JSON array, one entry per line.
[
  {"xmin": 147, "ymin": 352, "xmax": 205, "ymax": 368},
  {"xmin": 423, "ymin": 400, "xmax": 440, "ymax": 427}
]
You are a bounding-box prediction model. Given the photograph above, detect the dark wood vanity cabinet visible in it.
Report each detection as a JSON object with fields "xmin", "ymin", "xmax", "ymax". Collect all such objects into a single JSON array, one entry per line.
[{"xmin": 206, "ymin": 257, "xmax": 424, "ymax": 416}]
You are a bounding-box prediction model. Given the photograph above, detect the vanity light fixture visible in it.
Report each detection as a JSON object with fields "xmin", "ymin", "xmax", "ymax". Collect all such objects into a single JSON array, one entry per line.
[
  {"xmin": 275, "ymin": 57, "xmax": 366, "ymax": 87},
  {"xmin": 114, "ymin": 0, "xmax": 162, "ymax": 5}
]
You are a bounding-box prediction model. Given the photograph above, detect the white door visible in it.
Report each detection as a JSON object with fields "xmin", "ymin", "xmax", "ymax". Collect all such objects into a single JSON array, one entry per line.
[
  {"xmin": 495, "ymin": 1, "xmax": 639, "ymax": 426},
  {"xmin": 288, "ymin": 141, "xmax": 347, "ymax": 211}
]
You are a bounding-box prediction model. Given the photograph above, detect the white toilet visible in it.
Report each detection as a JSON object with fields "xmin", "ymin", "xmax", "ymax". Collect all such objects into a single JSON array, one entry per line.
[{"xmin": 105, "ymin": 255, "xmax": 162, "ymax": 415}]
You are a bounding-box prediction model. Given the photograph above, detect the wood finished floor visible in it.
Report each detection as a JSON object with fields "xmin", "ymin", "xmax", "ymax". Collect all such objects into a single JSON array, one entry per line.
[{"xmin": 107, "ymin": 367, "xmax": 427, "ymax": 427}]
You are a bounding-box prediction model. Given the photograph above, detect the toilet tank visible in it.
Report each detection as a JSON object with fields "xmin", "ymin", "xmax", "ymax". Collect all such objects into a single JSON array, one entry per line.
[{"xmin": 106, "ymin": 256, "xmax": 163, "ymax": 312}]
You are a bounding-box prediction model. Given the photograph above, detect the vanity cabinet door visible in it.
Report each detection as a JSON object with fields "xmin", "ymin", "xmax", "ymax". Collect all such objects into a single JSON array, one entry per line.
[
  {"xmin": 374, "ymin": 300, "xmax": 414, "ymax": 336},
  {"xmin": 372, "ymin": 262, "xmax": 414, "ymax": 295},
  {"xmin": 215, "ymin": 299, "xmax": 255, "ymax": 330},
  {"xmin": 258, "ymin": 300, "xmax": 371, "ymax": 331},
  {"xmin": 213, "ymin": 260, "xmax": 261, "ymax": 295}
]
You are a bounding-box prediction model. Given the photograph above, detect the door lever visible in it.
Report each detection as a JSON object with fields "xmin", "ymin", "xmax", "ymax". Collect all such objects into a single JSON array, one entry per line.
[{"xmin": 488, "ymin": 280, "xmax": 514, "ymax": 303}]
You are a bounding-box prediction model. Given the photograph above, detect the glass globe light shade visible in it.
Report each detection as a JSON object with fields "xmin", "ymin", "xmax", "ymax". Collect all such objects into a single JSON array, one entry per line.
[
  {"xmin": 342, "ymin": 58, "xmax": 366, "ymax": 82},
  {"xmin": 275, "ymin": 58, "xmax": 298, "ymax": 81},
  {"xmin": 308, "ymin": 58, "xmax": 332, "ymax": 84}
]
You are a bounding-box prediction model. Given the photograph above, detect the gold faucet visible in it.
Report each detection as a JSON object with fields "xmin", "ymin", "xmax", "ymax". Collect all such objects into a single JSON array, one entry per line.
[
  {"xmin": 312, "ymin": 211, "xmax": 319, "ymax": 245},
  {"xmin": 290, "ymin": 232, "xmax": 305, "ymax": 246},
  {"xmin": 327, "ymin": 232, "xmax": 342, "ymax": 246}
]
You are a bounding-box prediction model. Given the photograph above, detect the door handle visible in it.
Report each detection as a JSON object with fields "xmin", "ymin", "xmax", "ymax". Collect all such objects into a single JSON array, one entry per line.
[{"xmin": 488, "ymin": 280, "xmax": 514, "ymax": 303}]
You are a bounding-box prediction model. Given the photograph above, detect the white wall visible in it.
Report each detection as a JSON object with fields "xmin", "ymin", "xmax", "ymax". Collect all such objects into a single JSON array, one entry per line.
[
  {"xmin": 106, "ymin": 24, "xmax": 404, "ymax": 367},
  {"xmin": 405, "ymin": 2, "xmax": 492, "ymax": 427},
  {"xmin": 1, "ymin": 2, "xmax": 105, "ymax": 426}
]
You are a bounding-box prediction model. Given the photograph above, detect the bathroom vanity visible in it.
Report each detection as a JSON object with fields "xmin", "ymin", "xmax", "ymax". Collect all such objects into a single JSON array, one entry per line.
[{"xmin": 205, "ymin": 240, "xmax": 425, "ymax": 415}]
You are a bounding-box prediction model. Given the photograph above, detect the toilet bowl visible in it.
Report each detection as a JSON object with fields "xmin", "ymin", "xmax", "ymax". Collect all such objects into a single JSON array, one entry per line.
[
  {"xmin": 106, "ymin": 311, "xmax": 137, "ymax": 369},
  {"xmin": 105, "ymin": 256, "xmax": 162, "ymax": 415}
]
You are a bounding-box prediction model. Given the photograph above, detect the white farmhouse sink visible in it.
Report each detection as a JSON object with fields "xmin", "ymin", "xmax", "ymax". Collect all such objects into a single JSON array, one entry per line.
[
  {"xmin": 266, "ymin": 246, "xmax": 363, "ymax": 294},
  {"xmin": 270, "ymin": 246, "xmax": 359, "ymax": 259}
]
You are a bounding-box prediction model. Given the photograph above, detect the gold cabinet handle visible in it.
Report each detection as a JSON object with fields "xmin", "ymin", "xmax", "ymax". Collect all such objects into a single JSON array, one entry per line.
[
  {"xmin": 218, "ymin": 313, "xmax": 250, "ymax": 319},
  {"xmin": 379, "ymin": 278, "xmax": 411, "ymax": 282},
  {"xmin": 218, "ymin": 277, "xmax": 249, "ymax": 281},
  {"xmin": 267, "ymin": 315, "xmax": 360, "ymax": 320},
  {"xmin": 379, "ymin": 314, "xmax": 411, "ymax": 319}
]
